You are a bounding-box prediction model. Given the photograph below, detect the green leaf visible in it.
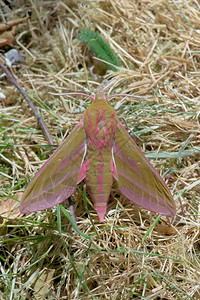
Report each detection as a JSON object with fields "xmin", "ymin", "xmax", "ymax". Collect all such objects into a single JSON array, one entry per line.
[{"xmin": 77, "ymin": 29, "xmax": 121, "ymax": 71}]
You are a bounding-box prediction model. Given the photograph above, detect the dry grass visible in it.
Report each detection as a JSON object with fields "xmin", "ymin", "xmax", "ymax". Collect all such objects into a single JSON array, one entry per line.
[{"xmin": 0, "ymin": 0, "xmax": 200, "ymax": 299}]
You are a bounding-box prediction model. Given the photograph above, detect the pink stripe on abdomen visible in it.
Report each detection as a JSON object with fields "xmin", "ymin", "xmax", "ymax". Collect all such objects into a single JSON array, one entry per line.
[{"xmin": 97, "ymin": 154, "xmax": 104, "ymax": 202}]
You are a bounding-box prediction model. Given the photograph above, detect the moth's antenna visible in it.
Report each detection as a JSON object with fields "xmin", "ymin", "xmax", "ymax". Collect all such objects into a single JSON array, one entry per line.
[
  {"xmin": 107, "ymin": 94, "xmax": 151, "ymax": 99},
  {"xmin": 48, "ymin": 92, "xmax": 94, "ymax": 99}
]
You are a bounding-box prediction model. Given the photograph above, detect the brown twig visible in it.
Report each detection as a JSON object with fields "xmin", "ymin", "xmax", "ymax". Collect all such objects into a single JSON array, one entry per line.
[
  {"xmin": 0, "ymin": 16, "xmax": 29, "ymax": 32},
  {"xmin": 0, "ymin": 60, "xmax": 54, "ymax": 146},
  {"xmin": 0, "ymin": 60, "xmax": 78, "ymax": 226}
]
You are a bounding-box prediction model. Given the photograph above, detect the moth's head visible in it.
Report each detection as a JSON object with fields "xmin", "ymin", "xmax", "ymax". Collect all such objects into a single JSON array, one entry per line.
[{"xmin": 94, "ymin": 92, "xmax": 106, "ymax": 102}]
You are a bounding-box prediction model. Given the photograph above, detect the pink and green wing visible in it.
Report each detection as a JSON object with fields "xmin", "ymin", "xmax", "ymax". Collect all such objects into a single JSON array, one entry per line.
[
  {"xmin": 112, "ymin": 121, "xmax": 176, "ymax": 217},
  {"xmin": 20, "ymin": 121, "xmax": 86, "ymax": 214}
]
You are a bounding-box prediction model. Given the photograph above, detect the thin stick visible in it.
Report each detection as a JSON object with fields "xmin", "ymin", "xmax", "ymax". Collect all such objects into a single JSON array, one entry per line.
[
  {"xmin": 0, "ymin": 60, "xmax": 54, "ymax": 146},
  {"xmin": 0, "ymin": 60, "xmax": 78, "ymax": 223}
]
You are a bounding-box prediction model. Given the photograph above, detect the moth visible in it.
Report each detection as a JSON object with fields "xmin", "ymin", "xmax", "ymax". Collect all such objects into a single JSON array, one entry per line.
[{"xmin": 20, "ymin": 92, "xmax": 176, "ymax": 221}]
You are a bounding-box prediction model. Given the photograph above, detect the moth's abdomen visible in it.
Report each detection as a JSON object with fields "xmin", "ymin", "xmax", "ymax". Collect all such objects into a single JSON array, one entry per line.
[{"xmin": 85, "ymin": 148, "xmax": 113, "ymax": 222}]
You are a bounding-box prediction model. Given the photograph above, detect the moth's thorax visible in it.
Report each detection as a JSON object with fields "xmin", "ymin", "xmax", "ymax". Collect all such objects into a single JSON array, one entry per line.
[{"xmin": 84, "ymin": 99, "xmax": 117, "ymax": 150}]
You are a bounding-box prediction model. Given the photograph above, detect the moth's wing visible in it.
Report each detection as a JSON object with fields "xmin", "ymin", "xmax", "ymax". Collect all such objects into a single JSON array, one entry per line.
[
  {"xmin": 20, "ymin": 121, "xmax": 86, "ymax": 214},
  {"xmin": 112, "ymin": 121, "xmax": 176, "ymax": 217},
  {"xmin": 77, "ymin": 156, "xmax": 89, "ymax": 183}
]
